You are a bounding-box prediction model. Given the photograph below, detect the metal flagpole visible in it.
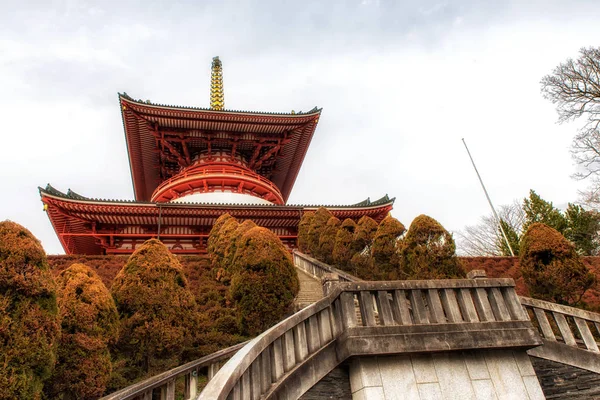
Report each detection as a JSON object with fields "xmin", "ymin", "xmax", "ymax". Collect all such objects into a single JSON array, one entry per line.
[{"xmin": 462, "ymin": 138, "xmax": 515, "ymax": 257}]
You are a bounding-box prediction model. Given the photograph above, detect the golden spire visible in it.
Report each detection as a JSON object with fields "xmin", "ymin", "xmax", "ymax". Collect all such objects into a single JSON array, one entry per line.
[{"xmin": 210, "ymin": 56, "xmax": 224, "ymax": 110}]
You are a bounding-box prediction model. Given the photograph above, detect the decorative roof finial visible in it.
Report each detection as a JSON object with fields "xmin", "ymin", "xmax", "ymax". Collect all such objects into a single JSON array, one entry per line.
[{"xmin": 210, "ymin": 56, "xmax": 224, "ymax": 110}]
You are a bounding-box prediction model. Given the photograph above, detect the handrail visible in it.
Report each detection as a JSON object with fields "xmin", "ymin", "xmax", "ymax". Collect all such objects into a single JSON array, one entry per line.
[
  {"xmin": 200, "ymin": 277, "xmax": 537, "ymax": 400},
  {"xmin": 100, "ymin": 341, "xmax": 248, "ymax": 400},
  {"xmin": 293, "ymin": 250, "xmax": 362, "ymax": 282},
  {"xmin": 521, "ymin": 296, "xmax": 600, "ymax": 353}
]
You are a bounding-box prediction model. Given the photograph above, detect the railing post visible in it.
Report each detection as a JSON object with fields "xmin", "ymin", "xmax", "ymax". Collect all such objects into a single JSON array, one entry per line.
[
  {"xmin": 159, "ymin": 380, "xmax": 175, "ymax": 400},
  {"xmin": 322, "ymin": 273, "xmax": 339, "ymax": 296},
  {"xmin": 184, "ymin": 370, "xmax": 198, "ymax": 400}
]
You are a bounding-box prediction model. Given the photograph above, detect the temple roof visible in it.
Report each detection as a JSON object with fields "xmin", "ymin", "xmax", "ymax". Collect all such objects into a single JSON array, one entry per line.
[
  {"xmin": 119, "ymin": 93, "xmax": 322, "ymax": 203},
  {"xmin": 40, "ymin": 184, "xmax": 394, "ymax": 210},
  {"xmin": 40, "ymin": 185, "xmax": 394, "ymax": 255}
]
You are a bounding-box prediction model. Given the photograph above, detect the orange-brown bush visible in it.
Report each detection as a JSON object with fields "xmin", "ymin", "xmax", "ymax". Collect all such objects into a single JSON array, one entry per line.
[
  {"xmin": 371, "ymin": 215, "xmax": 405, "ymax": 279},
  {"xmin": 307, "ymin": 207, "xmax": 333, "ymax": 255},
  {"xmin": 298, "ymin": 211, "xmax": 314, "ymax": 253},
  {"xmin": 333, "ymin": 219, "xmax": 357, "ymax": 270},
  {"xmin": 207, "ymin": 213, "xmax": 235, "ymax": 255},
  {"xmin": 350, "ymin": 252, "xmax": 374, "ymax": 279},
  {"xmin": 222, "ymin": 220, "xmax": 258, "ymax": 275},
  {"xmin": 352, "ymin": 216, "xmax": 378, "ymax": 253},
  {"xmin": 519, "ymin": 223, "xmax": 596, "ymax": 305},
  {"xmin": 317, "ymin": 217, "xmax": 341, "ymax": 264},
  {"xmin": 0, "ymin": 221, "xmax": 60, "ymax": 400},
  {"xmin": 397, "ymin": 215, "xmax": 465, "ymax": 279},
  {"xmin": 111, "ymin": 239, "xmax": 197, "ymax": 377},
  {"xmin": 209, "ymin": 216, "xmax": 240, "ymax": 268},
  {"xmin": 230, "ymin": 227, "xmax": 299, "ymax": 336},
  {"xmin": 49, "ymin": 263, "xmax": 119, "ymax": 399}
]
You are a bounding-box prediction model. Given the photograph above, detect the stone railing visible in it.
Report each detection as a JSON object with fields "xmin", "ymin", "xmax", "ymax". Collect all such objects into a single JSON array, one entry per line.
[
  {"xmin": 521, "ymin": 296, "xmax": 600, "ymax": 373},
  {"xmin": 100, "ymin": 341, "xmax": 248, "ymax": 400},
  {"xmin": 293, "ymin": 250, "xmax": 361, "ymax": 282},
  {"xmin": 199, "ymin": 277, "xmax": 540, "ymax": 400}
]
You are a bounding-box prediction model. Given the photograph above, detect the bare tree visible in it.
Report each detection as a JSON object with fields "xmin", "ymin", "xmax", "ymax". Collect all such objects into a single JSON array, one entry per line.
[
  {"xmin": 541, "ymin": 47, "xmax": 600, "ymax": 208},
  {"xmin": 457, "ymin": 201, "xmax": 525, "ymax": 256}
]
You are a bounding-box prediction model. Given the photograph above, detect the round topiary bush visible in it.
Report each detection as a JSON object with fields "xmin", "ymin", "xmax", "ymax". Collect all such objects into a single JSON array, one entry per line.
[
  {"xmin": 49, "ymin": 263, "xmax": 119, "ymax": 399},
  {"xmin": 371, "ymin": 215, "xmax": 405, "ymax": 279},
  {"xmin": 223, "ymin": 219, "xmax": 258, "ymax": 274},
  {"xmin": 307, "ymin": 207, "xmax": 333, "ymax": 255},
  {"xmin": 519, "ymin": 223, "xmax": 596, "ymax": 305},
  {"xmin": 318, "ymin": 217, "xmax": 341, "ymax": 264},
  {"xmin": 209, "ymin": 216, "xmax": 240, "ymax": 268},
  {"xmin": 397, "ymin": 215, "xmax": 465, "ymax": 279},
  {"xmin": 298, "ymin": 211, "xmax": 314, "ymax": 253},
  {"xmin": 0, "ymin": 220, "xmax": 60, "ymax": 399},
  {"xmin": 230, "ymin": 227, "xmax": 299, "ymax": 335},
  {"xmin": 352, "ymin": 216, "xmax": 378, "ymax": 254},
  {"xmin": 111, "ymin": 239, "xmax": 196, "ymax": 374},
  {"xmin": 333, "ymin": 219, "xmax": 357, "ymax": 270},
  {"xmin": 207, "ymin": 214, "xmax": 235, "ymax": 255}
]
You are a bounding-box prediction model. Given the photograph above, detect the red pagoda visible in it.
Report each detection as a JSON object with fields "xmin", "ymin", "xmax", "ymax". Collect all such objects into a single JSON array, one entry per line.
[{"xmin": 40, "ymin": 57, "xmax": 394, "ymax": 255}]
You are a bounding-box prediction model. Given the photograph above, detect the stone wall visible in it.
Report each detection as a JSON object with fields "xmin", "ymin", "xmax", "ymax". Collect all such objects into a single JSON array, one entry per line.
[
  {"xmin": 349, "ymin": 350, "xmax": 544, "ymax": 400},
  {"xmin": 300, "ymin": 364, "xmax": 352, "ymax": 400},
  {"xmin": 530, "ymin": 356, "xmax": 600, "ymax": 399}
]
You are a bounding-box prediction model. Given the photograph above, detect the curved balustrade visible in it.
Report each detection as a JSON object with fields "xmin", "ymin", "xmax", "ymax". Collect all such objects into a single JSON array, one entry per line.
[
  {"xmin": 199, "ymin": 278, "xmax": 540, "ymax": 400},
  {"xmin": 522, "ymin": 296, "xmax": 600, "ymax": 373},
  {"xmin": 293, "ymin": 250, "xmax": 362, "ymax": 283},
  {"xmin": 99, "ymin": 341, "xmax": 248, "ymax": 400},
  {"xmin": 151, "ymin": 162, "xmax": 284, "ymax": 204}
]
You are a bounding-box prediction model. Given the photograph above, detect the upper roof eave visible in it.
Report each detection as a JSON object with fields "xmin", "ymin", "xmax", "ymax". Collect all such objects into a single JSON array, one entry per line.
[{"xmin": 119, "ymin": 93, "xmax": 322, "ymax": 118}]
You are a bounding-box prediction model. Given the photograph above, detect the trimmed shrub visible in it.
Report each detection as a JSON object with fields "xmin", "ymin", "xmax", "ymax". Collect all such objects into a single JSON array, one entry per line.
[
  {"xmin": 307, "ymin": 208, "xmax": 333, "ymax": 255},
  {"xmin": 111, "ymin": 239, "xmax": 196, "ymax": 375},
  {"xmin": 398, "ymin": 215, "xmax": 465, "ymax": 279},
  {"xmin": 222, "ymin": 220, "xmax": 258, "ymax": 274},
  {"xmin": 297, "ymin": 212, "xmax": 314, "ymax": 253},
  {"xmin": 352, "ymin": 216, "xmax": 378, "ymax": 253},
  {"xmin": 209, "ymin": 217, "xmax": 240, "ymax": 268},
  {"xmin": 371, "ymin": 216, "xmax": 406, "ymax": 279},
  {"xmin": 207, "ymin": 213, "xmax": 235, "ymax": 255},
  {"xmin": 318, "ymin": 217, "xmax": 341, "ymax": 264},
  {"xmin": 333, "ymin": 219, "xmax": 357, "ymax": 270},
  {"xmin": 49, "ymin": 263, "xmax": 119, "ymax": 399},
  {"xmin": 0, "ymin": 221, "xmax": 60, "ymax": 400},
  {"xmin": 519, "ymin": 223, "xmax": 596, "ymax": 305},
  {"xmin": 230, "ymin": 227, "xmax": 299, "ymax": 335},
  {"xmin": 350, "ymin": 252, "xmax": 374, "ymax": 279}
]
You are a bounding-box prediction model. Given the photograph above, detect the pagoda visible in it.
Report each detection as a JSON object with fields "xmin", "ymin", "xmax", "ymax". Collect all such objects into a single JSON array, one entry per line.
[{"xmin": 40, "ymin": 57, "xmax": 394, "ymax": 255}]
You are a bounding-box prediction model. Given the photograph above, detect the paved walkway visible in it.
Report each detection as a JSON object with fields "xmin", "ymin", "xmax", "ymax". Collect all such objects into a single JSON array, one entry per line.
[{"xmin": 294, "ymin": 268, "xmax": 324, "ymax": 309}]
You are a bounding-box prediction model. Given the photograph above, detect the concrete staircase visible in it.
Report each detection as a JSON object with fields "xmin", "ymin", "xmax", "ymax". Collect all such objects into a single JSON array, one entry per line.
[{"xmin": 294, "ymin": 267, "xmax": 324, "ymax": 310}]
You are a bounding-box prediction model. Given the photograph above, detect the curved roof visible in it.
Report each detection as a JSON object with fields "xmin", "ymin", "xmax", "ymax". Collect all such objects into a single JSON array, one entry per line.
[{"xmin": 120, "ymin": 94, "xmax": 322, "ymax": 202}]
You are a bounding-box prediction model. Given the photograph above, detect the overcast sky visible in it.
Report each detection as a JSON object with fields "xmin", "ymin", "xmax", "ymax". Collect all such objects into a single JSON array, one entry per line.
[{"xmin": 2, "ymin": 0, "xmax": 599, "ymax": 254}]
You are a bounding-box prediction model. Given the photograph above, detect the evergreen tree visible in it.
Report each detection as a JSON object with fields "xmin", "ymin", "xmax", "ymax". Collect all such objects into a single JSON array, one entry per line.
[
  {"xmin": 230, "ymin": 227, "xmax": 299, "ymax": 335},
  {"xmin": 332, "ymin": 219, "xmax": 357, "ymax": 270},
  {"xmin": 317, "ymin": 217, "xmax": 341, "ymax": 264},
  {"xmin": 306, "ymin": 207, "xmax": 333, "ymax": 255},
  {"xmin": 371, "ymin": 215, "xmax": 405, "ymax": 279},
  {"xmin": 519, "ymin": 223, "xmax": 596, "ymax": 305},
  {"xmin": 564, "ymin": 204, "xmax": 600, "ymax": 255},
  {"xmin": 523, "ymin": 190, "xmax": 568, "ymax": 233},
  {"xmin": 0, "ymin": 221, "xmax": 60, "ymax": 400},
  {"xmin": 49, "ymin": 264, "xmax": 119, "ymax": 399},
  {"xmin": 111, "ymin": 239, "xmax": 196, "ymax": 376},
  {"xmin": 496, "ymin": 218, "xmax": 521, "ymax": 256},
  {"xmin": 297, "ymin": 212, "xmax": 315, "ymax": 253},
  {"xmin": 398, "ymin": 215, "xmax": 465, "ymax": 279},
  {"xmin": 351, "ymin": 216, "xmax": 378, "ymax": 254}
]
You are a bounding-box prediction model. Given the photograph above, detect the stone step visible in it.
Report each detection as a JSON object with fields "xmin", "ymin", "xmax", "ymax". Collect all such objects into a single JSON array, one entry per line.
[{"xmin": 294, "ymin": 268, "xmax": 324, "ymax": 310}]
